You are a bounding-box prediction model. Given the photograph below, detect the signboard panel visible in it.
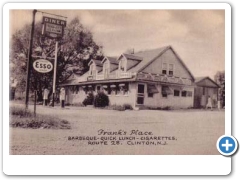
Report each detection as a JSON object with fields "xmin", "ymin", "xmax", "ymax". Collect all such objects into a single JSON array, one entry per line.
[
  {"xmin": 33, "ymin": 59, "xmax": 53, "ymax": 73},
  {"xmin": 42, "ymin": 16, "xmax": 66, "ymax": 39}
]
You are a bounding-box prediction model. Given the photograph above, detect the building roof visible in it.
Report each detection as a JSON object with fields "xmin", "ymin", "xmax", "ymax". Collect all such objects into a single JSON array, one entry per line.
[
  {"xmin": 107, "ymin": 56, "xmax": 118, "ymax": 65},
  {"xmin": 127, "ymin": 46, "xmax": 169, "ymax": 73},
  {"xmin": 128, "ymin": 46, "xmax": 195, "ymax": 81},
  {"xmin": 88, "ymin": 59, "xmax": 103, "ymax": 67},
  {"xmin": 194, "ymin": 76, "xmax": 220, "ymax": 88},
  {"xmin": 122, "ymin": 53, "xmax": 143, "ymax": 61}
]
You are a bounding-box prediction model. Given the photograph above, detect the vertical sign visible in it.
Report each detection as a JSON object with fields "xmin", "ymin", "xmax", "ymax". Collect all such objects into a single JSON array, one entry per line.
[
  {"xmin": 42, "ymin": 16, "xmax": 67, "ymax": 107},
  {"xmin": 42, "ymin": 16, "xmax": 67, "ymax": 38}
]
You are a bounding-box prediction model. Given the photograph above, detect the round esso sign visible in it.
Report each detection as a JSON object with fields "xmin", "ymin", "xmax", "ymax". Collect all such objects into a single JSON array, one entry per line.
[{"xmin": 33, "ymin": 59, "xmax": 53, "ymax": 73}]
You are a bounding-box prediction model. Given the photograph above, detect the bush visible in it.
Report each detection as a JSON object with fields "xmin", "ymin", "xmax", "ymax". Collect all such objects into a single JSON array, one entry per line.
[
  {"xmin": 72, "ymin": 102, "xmax": 85, "ymax": 107},
  {"xmin": 123, "ymin": 104, "xmax": 133, "ymax": 110},
  {"xmin": 113, "ymin": 105, "xmax": 125, "ymax": 111},
  {"xmin": 106, "ymin": 104, "xmax": 130, "ymax": 111},
  {"xmin": 10, "ymin": 105, "xmax": 71, "ymax": 129},
  {"xmin": 162, "ymin": 106, "xmax": 172, "ymax": 110},
  {"xmin": 82, "ymin": 92, "xmax": 94, "ymax": 106},
  {"xmin": 10, "ymin": 106, "xmax": 32, "ymax": 117},
  {"xmin": 139, "ymin": 106, "xmax": 172, "ymax": 110},
  {"xmin": 94, "ymin": 92, "xmax": 109, "ymax": 107}
]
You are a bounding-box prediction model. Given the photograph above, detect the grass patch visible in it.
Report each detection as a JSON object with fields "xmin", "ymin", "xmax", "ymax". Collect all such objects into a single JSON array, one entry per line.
[
  {"xmin": 139, "ymin": 106, "xmax": 172, "ymax": 111},
  {"xmin": 105, "ymin": 104, "xmax": 133, "ymax": 111},
  {"xmin": 10, "ymin": 106, "xmax": 71, "ymax": 129}
]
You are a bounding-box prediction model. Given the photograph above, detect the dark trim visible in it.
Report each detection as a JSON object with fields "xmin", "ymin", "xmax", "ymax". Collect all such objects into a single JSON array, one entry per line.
[{"xmin": 59, "ymin": 78, "xmax": 136, "ymax": 86}]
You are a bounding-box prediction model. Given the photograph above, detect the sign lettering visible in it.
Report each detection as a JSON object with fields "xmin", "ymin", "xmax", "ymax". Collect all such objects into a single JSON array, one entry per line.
[
  {"xmin": 42, "ymin": 16, "xmax": 67, "ymax": 39},
  {"xmin": 33, "ymin": 59, "xmax": 53, "ymax": 73}
]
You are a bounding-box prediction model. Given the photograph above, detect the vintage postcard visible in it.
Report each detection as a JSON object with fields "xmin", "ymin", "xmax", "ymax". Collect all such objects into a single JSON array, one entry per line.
[{"xmin": 3, "ymin": 2, "xmax": 232, "ymax": 175}]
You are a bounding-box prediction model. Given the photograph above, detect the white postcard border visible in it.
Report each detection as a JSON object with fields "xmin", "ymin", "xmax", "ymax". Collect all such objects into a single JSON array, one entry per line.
[{"xmin": 3, "ymin": 2, "xmax": 231, "ymax": 175}]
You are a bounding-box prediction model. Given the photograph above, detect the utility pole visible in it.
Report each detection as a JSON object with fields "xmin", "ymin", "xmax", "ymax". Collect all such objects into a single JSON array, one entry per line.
[{"xmin": 25, "ymin": 9, "xmax": 37, "ymax": 109}]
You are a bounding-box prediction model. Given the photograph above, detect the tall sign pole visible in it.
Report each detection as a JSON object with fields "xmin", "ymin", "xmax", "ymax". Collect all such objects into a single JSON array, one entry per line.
[
  {"xmin": 52, "ymin": 41, "xmax": 58, "ymax": 107},
  {"xmin": 25, "ymin": 9, "xmax": 37, "ymax": 109},
  {"xmin": 41, "ymin": 14, "xmax": 67, "ymax": 107}
]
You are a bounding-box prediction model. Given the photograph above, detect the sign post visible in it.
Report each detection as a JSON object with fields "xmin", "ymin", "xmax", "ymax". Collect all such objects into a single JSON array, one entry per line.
[
  {"xmin": 52, "ymin": 41, "xmax": 58, "ymax": 107},
  {"xmin": 42, "ymin": 16, "xmax": 66, "ymax": 107},
  {"xmin": 25, "ymin": 9, "xmax": 37, "ymax": 109}
]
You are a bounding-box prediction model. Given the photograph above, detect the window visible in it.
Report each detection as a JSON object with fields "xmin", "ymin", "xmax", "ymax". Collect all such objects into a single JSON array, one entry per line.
[
  {"xmin": 147, "ymin": 84, "xmax": 158, "ymax": 98},
  {"xmin": 203, "ymin": 87, "xmax": 205, "ymax": 95},
  {"xmin": 137, "ymin": 97, "xmax": 144, "ymax": 104},
  {"xmin": 162, "ymin": 63, "xmax": 167, "ymax": 75},
  {"xmin": 174, "ymin": 90, "xmax": 180, "ymax": 96},
  {"xmin": 169, "ymin": 64, "xmax": 174, "ymax": 76},
  {"xmin": 89, "ymin": 63, "xmax": 96, "ymax": 76},
  {"xmin": 103, "ymin": 61, "xmax": 110, "ymax": 78},
  {"xmin": 110, "ymin": 85, "xmax": 117, "ymax": 95},
  {"xmin": 138, "ymin": 84, "xmax": 145, "ymax": 94},
  {"xmin": 137, "ymin": 84, "xmax": 145, "ymax": 104},
  {"xmin": 102, "ymin": 85, "xmax": 109, "ymax": 95},
  {"xmin": 75, "ymin": 86, "xmax": 79, "ymax": 94},
  {"xmin": 116, "ymin": 85, "xmax": 121, "ymax": 95},
  {"xmin": 96, "ymin": 85, "xmax": 101, "ymax": 93},
  {"xmin": 187, "ymin": 91, "xmax": 193, "ymax": 97},
  {"xmin": 162, "ymin": 86, "xmax": 172, "ymax": 98},
  {"xmin": 162, "ymin": 93, "xmax": 167, "ymax": 98},
  {"xmin": 148, "ymin": 93, "xmax": 154, "ymax": 98},
  {"xmin": 119, "ymin": 83, "xmax": 129, "ymax": 95},
  {"xmin": 119, "ymin": 58, "xmax": 126, "ymax": 72},
  {"xmin": 181, "ymin": 91, "xmax": 187, "ymax": 97}
]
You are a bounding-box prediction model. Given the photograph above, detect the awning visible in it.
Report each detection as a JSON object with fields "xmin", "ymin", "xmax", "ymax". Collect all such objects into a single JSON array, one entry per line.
[
  {"xmin": 147, "ymin": 84, "xmax": 159, "ymax": 94},
  {"xmin": 119, "ymin": 83, "xmax": 125, "ymax": 87},
  {"xmin": 110, "ymin": 85, "xmax": 116, "ymax": 88},
  {"xmin": 82, "ymin": 86, "xmax": 86, "ymax": 88},
  {"xmin": 162, "ymin": 86, "xmax": 173, "ymax": 95},
  {"xmin": 102, "ymin": 85, "xmax": 108, "ymax": 88},
  {"xmin": 88, "ymin": 85, "xmax": 92, "ymax": 88}
]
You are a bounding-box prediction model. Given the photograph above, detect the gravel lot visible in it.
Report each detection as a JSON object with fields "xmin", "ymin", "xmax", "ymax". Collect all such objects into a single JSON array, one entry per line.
[{"xmin": 9, "ymin": 103, "xmax": 224, "ymax": 155}]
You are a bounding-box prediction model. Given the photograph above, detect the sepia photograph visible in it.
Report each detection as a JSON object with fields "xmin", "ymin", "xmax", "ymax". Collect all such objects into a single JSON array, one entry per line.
[{"xmin": 9, "ymin": 8, "xmax": 225, "ymax": 155}]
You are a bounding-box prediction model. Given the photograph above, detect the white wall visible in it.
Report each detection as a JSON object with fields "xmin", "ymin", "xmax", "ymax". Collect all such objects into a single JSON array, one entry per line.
[
  {"xmin": 108, "ymin": 83, "xmax": 136, "ymax": 106},
  {"xmin": 142, "ymin": 83, "xmax": 194, "ymax": 109}
]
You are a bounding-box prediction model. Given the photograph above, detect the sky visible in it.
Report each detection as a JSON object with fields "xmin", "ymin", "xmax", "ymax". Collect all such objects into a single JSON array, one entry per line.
[{"xmin": 10, "ymin": 9, "xmax": 225, "ymax": 79}]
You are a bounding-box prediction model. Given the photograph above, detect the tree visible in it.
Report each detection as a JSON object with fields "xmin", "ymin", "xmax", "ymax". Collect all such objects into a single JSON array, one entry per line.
[
  {"xmin": 10, "ymin": 17, "xmax": 103, "ymax": 101},
  {"xmin": 214, "ymin": 71, "xmax": 225, "ymax": 107}
]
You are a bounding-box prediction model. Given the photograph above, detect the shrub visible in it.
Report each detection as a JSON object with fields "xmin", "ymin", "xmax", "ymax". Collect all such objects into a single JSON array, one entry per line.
[
  {"xmin": 106, "ymin": 104, "xmax": 126, "ymax": 111},
  {"xmin": 10, "ymin": 106, "xmax": 71, "ymax": 129},
  {"xmin": 82, "ymin": 92, "xmax": 94, "ymax": 106},
  {"xmin": 123, "ymin": 104, "xmax": 133, "ymax": 110},
  {"xmin": 10, "ymin": 106, "xmax": 32, "ymax": 117},
  {"xmin": 94, "ymin": 92, "xmax": 109, "ymax": 107},
  {"xmin": 162, "ymin": 106, "xmax": 172, "ymax": 110},
  {"xmin": 113, "ymin": 105, "xmax": 125, "ymax": 111},
  {"xmin": 72, "ymin": 102, "xmax": 84, "ymax": 107}
]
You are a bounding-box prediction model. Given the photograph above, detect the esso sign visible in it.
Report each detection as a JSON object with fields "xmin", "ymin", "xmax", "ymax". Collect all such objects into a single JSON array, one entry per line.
[{"xmin": 33, "ymin": 59, "xmax": 53, "ymax": 73}]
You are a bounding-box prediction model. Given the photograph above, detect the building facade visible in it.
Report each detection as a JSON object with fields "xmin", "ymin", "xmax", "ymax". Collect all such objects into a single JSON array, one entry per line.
[{"xmin": 60, "ymin": 46, "xmax": 218, "ymax": 109}]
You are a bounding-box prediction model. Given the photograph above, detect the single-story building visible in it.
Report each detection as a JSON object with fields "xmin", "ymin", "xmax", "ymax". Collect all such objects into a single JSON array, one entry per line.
[
  {"xmin": 194, "ymin": 77, "xmax": 220, "ymax": 108},
  {"xmin": 60, "ymin": 45, "xmax": 219, "ymax": 109}
]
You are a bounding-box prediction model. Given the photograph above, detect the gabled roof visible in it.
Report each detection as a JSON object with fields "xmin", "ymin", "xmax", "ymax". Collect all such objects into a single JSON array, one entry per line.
[
  {"xmin": 88, "ymin": 59, "xmax": 103, "ymax": 67},
  {"xmin": 122, "ymin": 53, "xmax": 143, "ymax": 61},
  {"xmin": 127, "ymin": 46, "xmax": 169, "ymax": 73},
  {"xmin": 102, "ymin": 56, "xmax": 118, "ymax": 64},
  {"xmin": 128, "ymin": 46, "xmax": 195, "ymax": 81},
  {"xmin": 107, "ymin": 56, "xmax": 118, "ymax": 65},
  {"xmin": 195, "ymin": 76, "xmax": 220, "ymax": 88}
]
